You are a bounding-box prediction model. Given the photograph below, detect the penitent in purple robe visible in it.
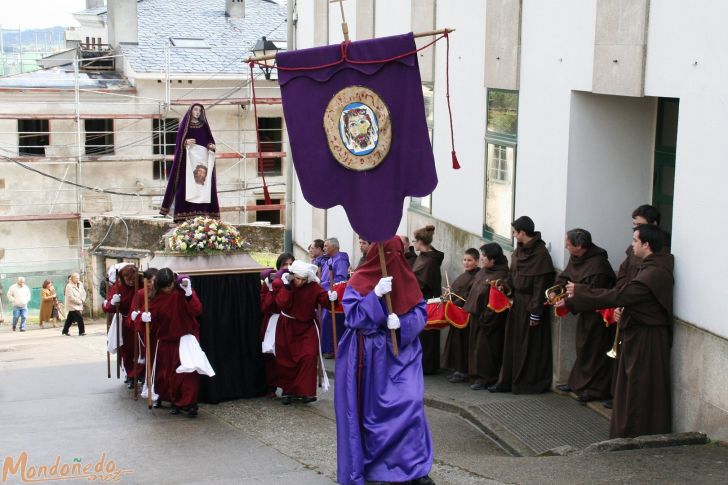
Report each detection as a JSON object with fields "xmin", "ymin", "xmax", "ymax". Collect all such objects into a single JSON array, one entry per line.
[
  {"xmin": 335, "ymin": 287, "xmax": 433, "ymax": 485},
  {"xmin": 320, "ymin": 252, "xmax": 350, "ymax": 353}
]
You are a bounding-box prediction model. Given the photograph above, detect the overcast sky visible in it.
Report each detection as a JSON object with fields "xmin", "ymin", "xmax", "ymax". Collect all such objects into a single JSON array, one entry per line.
[{"xmin": 1, "ymin": 0, "xmax": 87, "ymax": 29}]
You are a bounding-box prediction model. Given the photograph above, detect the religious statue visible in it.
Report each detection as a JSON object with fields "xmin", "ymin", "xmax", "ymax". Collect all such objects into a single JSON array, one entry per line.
[{"xmin": 160, "ymin": 104, "xmax": 220, "ymax": 222}]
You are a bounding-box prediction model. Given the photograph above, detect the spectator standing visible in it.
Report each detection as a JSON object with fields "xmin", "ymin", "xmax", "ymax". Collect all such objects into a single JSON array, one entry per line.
[
  {"xmin": 39, "ymin": 280, "xmax": 60, "ymax": 328},
  {"xmin": 8, "ymin": 277, "xmax": 31, "ymax": 332},
  {"xmin": 63, "ymin": 273, "xmax": 87, "ymax": 336}
]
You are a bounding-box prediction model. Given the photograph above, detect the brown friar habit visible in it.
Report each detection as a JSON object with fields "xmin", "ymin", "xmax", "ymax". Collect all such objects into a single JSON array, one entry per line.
[
  {"xmin": 609, "ymin": 240, "xmax": 671, "ymax": 396},
  {"xmin": 569, "ymin": 252, "xmax": 674, "ymax": 438},
  {"xmin": 555, "ymin": 245, "xmax": 616, "ymax": 399},
  {"xmin": 463, "ymin": 262, "xmax": 509, "ymax": 385},
  {"xmin": 412, "ymin": 247, "xmax": 444, "ymax": 374},
  {"xmin": 442, "ymin": 268, "xmax": 480, "ymax": 374},
  {"xmin": 495, "ymin": 233, "xmax": 555, "ymax": 393}
]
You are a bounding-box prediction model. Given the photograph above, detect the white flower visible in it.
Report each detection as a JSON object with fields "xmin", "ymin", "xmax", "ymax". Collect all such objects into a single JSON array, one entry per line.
[{"xmin": 179, "ymin": 242, "xmax": 187, "ymax": 250}]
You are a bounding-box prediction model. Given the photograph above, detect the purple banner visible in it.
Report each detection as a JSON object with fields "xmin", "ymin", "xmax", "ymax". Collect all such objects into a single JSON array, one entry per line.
[{"xmin": 277, "ymin": 33, "xmax": 438, "ymax": 241}]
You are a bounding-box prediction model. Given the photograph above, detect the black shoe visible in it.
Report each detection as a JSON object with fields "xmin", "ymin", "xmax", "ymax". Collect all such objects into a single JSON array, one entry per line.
[
  {"xmin": 487, "ymin": 385, "xmax": 508, "ymax": 393},
  {"xmin": 153, "ymin": 400, "xmax": 162, "ymax": 409},
  {"xmin": 127, "ymin": 381, "xmax": 135, "ymax": 389},
  {"xmin": 448, "ymin": 372, "xmax": 467, "ymax": 383},
  {"xmin": 323, "ymin": 353, "xmax": 335, "ymax": 360},
  {"xmin": 470, "ymin": 380, "xmax": 486, "ymax": 390},
  {"xmin": 62, "ymin": 332, "xmax": 70, "ymax": 336},
  {"xmin": 410, "ymin": 475, "xmax": 436, "ymax": 485},
  {"xmin": 577, "ymin": 392, "xmax": 594, "ymax": 403},
  {"xmin": 12, "ymin": 327, "xmax": 16, "ymax": 331},
  {"xmin": 556, "ymin": 384, "xmax": 572, "ymax": 393},
  {"xmin": 602, "ymin": 399, "xmax": 613, "ymax": 409},
  {"xmin": 169, "ymin": 406, "xmax": 181, "ymax": 415},
  {"xmin": 19, "ymin": 329, "xmax": 26, "ymax": 332},
  {"xmin": 301, "ymin": 396, "xmax": 317, "ymax": 404},
  {"xmin": 185, "ymin": 405, "xmax": 198, "ymax": 417},
  {"xmin": 281, "ymin": 395, "xmax": 292, "ymax": 405},
  {"xmin": 79, "ymin": 333, "xmax": 86, "ymax": 336}
]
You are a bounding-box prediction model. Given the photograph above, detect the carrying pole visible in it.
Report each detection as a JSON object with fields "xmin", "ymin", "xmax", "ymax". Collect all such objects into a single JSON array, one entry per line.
[
  {"xmin": 144, "ymin": 280, "xmax": 153, "ymax": 409},
  {"xmin": 377, "ymin": 245, "xmax": 399, "ymax": 357},
  {"xmin": 328, "ymin": 267, "xmax": 338, "ymax": 355}
]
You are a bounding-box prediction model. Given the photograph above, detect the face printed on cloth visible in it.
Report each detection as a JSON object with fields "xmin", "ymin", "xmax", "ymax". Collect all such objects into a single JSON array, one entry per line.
[{"xmin": 193, "ymin": 165, "xmax": 208, "ymax": 185}]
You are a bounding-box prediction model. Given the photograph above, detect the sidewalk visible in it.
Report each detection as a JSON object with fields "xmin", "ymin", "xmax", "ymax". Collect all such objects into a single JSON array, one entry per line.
[
  {"xmin": 422, "ymin": 372, "xmax": 610, "ymax": 456},
  {"xmin": 321, "ymin": 358, "xmax": 609, "ymax": 457}
]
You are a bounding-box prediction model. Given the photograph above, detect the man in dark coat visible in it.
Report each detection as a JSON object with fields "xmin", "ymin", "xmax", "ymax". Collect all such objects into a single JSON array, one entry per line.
[
  {"xmin": 553, "ymin": 229, "xmax": 616, "ymax": 402},
  {"xmin": 565, "ymin": 224, "xmax": 673, "ymax": 438},
  {"xmin": 490, "ymin": 216, "xmax": 555, "ymax": 394}
]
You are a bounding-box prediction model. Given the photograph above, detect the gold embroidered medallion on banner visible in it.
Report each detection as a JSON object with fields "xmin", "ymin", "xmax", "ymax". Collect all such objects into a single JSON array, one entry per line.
[{"xmin": 323, "ymin": 86, "xmax": 391, "ymax": 171}]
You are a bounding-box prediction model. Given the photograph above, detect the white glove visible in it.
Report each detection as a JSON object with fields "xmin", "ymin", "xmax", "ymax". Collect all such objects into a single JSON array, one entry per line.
[
  {"xmin": 180, "ymin": 277, "xmax": 192, "ymax": 297},
  {"xmin": 131, "ymin": 310, "xmax": 140, "ymax": 321},
  {"xmin": 281, "ymin": 272, "xmax": 291, "ymax": 286},
  {"xmin": 141, "ymin": 311, "xmax": 152, "ymax": 323},
  {"xmin": 110, "ymin": 293, "xmax": 121, "ymax": 305},
  {"xmin": 328, "ymin": 290, "xmax": 338, "ymax": 302},
  {"xmin": 386, "ymin": 313, "xmax": 400, "ymax": 330},
  {"xmin": 374, "ymin": 276, "xmax": 393, "ymax": 298},
  {"xmin": 265, "ymin": 277, "xmax": 273, "ymax": 291}
]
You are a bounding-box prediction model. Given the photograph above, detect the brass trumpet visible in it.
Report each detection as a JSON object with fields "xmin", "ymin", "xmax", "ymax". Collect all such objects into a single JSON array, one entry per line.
[
  {"xmin": 544, "ymin": 284, "xmax": 567, "ymax": 305},
  {"xmin": 607, "ymin": 325, "xmax": 620, "ymax": 358}
]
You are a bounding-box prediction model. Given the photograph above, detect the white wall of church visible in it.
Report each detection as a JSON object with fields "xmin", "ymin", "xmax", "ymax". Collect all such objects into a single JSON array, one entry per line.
[
  {"xmin": 565, "ymin": 92, "xmax": 656, "ymax": 269},
  {"xmin": 643, "ymin": 0, "xmax": 728, "ymax": 339},
  {"xmin": 429, "ymin": 0, "xmax": 486, "ymax": 238}
]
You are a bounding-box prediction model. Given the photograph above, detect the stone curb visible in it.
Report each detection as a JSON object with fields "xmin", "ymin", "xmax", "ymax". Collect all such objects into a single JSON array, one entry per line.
[
  {"xmin": 423, "ymin": 396, "xmax": 533, "ymax": 457},
  {"xmin": 579, "ymin": 432, "xmax": 709, "ymax": 454}
]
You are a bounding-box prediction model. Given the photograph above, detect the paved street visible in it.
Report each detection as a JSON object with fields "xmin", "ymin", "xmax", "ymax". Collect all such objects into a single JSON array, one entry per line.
[{"xmin": 2, "ymin": 321, "xmax": 727, "ymax": 484}]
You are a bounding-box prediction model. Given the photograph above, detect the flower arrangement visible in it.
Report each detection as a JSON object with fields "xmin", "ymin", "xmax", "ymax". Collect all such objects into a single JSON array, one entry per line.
[{"xmin": 169, "ymin": 216, "xmax": 245, "ymax": 253}]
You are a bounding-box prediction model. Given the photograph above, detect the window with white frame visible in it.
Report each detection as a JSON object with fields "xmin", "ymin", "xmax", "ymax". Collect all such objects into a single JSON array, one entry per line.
[
  {"xmin": 411, "ymin": 83, "xmax": 434, "ymax": 213},
  {"xmin": 484, "ymin": 89, "xmax": 518, "ymax": 243}
]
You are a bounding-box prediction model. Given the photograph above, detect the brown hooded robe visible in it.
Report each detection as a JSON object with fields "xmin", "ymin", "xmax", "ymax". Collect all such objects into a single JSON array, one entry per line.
[
  {"xmin": 569, "ymin": 252, "xmax": 674, "ymax": 438},
  {"xmin": 495, "ymin": 234, "xmax": 555, "ymax": 394},
  {"xmin": 463, "ymin": 263, "xmax": 510, "ymax": 385},
  {"xmin": 442, "ymin": 268, "xmax": 480, "ymax": 374},
  {"xmin": 556, "ymin": 245, "xmax": 616, "ymax": 399},
  {"xmin": 412, "ymin": 247, "xmax": 444, "ymax": 374}
]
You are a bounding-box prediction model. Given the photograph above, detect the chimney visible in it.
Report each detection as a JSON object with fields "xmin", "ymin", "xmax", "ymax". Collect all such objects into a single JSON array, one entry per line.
[
  {"xmin": 107, "ymin": 0, "xmax": 138, "ymax": 48},
  {"xmin": 226, "ymin": 0, "xmax": 245, "ymax": 19},
  {"xmin": 86, "ymin": 0, "xmax": 105, "ymax": 8}
]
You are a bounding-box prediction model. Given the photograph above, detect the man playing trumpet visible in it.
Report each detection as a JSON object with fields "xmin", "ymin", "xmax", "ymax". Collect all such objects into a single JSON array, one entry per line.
[
  {"xmin": 562, "ymin": 224, "xmax": 673, "ymax": 439},
  {"xmin": 551, "ymin": 229, "xmax": 616, "ymax": 403}
]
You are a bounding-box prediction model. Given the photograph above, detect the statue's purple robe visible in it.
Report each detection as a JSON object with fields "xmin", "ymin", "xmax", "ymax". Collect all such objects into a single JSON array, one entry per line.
[
  {"xmin": 335, "ymin": 287, "xmax": 433, "ymax": 485},
  {"xmin": 320, "ymin": 251, "xmax": 350, "ymax": 353},
  {"xmin": 160, "ymin": 104, "xmax": 220, "ymax": 222}
]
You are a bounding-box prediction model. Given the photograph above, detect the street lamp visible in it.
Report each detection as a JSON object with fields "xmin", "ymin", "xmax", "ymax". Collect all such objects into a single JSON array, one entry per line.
[{"xmin": 251, "ymin": 36, "xmax": 279, "ymax": 80}]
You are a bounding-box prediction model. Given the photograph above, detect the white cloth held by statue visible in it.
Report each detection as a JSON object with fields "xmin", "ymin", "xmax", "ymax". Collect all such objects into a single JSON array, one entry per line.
[
  {"xmin": 177, "ymin": 334, "xmax": 216, "ymax": 377},
  {"xmin": 185, "ymin": 144, "xmax": 215, "ymax": 204}
]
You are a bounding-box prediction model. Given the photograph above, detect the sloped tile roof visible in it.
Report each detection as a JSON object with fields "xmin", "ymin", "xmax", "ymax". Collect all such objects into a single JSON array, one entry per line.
[{"xmin": 120, "ymin": 0, "xmax": 286, "ymax": 75}]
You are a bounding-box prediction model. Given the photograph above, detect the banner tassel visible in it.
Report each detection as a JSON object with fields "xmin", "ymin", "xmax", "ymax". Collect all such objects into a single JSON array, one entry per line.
[{"xmin": 444, "ymin": 32, "xmax": 460, "ymax": 170}]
